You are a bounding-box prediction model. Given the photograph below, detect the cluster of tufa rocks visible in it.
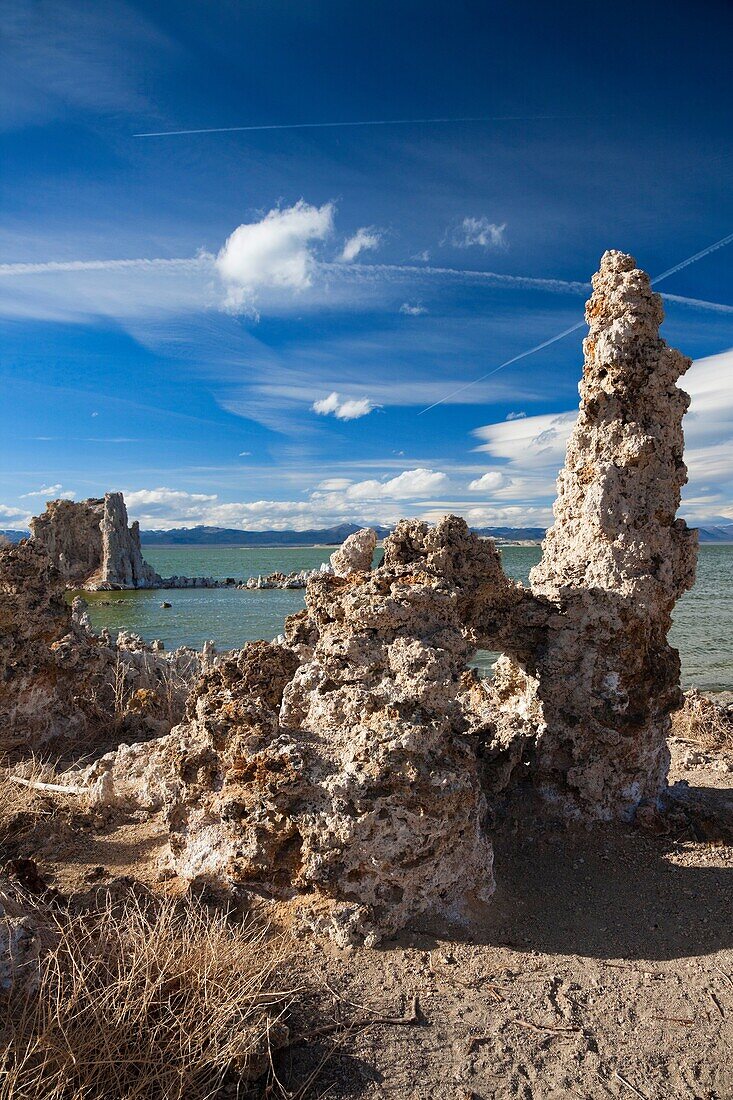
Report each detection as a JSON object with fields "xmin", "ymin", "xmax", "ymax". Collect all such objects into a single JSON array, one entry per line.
[
  {"xmin": 29, "ymin": 491, "xmax": 240, "ymax": 591},
  {"xmin": 1, "ymin": 252, "xmax": 699, "ymax": 949},
  {"xmin": 31, "ymin": 493, "xmax": 161, "ymax": 590},
  {"xmin": 0, "ymin": 539, "xmax": 202, "ymax": 756},
  {"xmin": 238, "ymin": 528, "xmax": 378, "ymax": 591}
]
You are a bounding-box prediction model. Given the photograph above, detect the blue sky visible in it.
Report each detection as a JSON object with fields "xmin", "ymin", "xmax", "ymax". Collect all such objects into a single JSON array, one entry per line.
[{"xmin": 1, "ymin": 0, "xmax": 732, "ymax": 531}]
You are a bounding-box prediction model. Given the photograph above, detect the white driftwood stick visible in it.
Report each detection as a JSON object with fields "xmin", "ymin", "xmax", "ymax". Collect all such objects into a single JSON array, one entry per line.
[{"xmin": 8, "ymin": 775, "xmax": 88, "ymax": 795}]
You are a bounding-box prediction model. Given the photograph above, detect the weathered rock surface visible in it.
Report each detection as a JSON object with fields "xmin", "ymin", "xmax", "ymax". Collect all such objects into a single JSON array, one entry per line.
[
  {"xmin": 3, "ymin": 251, "xmax": 700, "ymax": 948},
  {"xmin": 98, "ymin": 493, "xmax": 160, "ymax": 588},
  {"xmin": 240, "ymin": 562, "xmax": 333, "ymax": 590},
  {"xmin": 31, "ymin": 493, "xmax": 161, "ymax": 590},
  {"xmin": 29, "ymin": 498, "xmax": 104, "ymax": 586},
  {"xmin": 161, "ymin": 518, "xmax": 535, "ymax": 945},
  {"xmin": 526, "ymin": 250, "xmax": 698, "ymax": 819},
  {"xmin": 329, "ymin": 526, "xmax": 377, "ymax": 576},
  {"xmin": 0, "ymin": 540, "xmax": 201, "ymax": 756}
]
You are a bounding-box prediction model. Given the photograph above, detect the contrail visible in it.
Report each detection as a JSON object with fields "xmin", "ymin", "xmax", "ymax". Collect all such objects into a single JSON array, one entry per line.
[
  {"xmin": 133, "ymin": 115, "xmax": 565, "ymax": 138},
  {"xmin": 418, "ymin": 320, "xmax": 586, "ymax": 413},
  {"xmin": 0, "ymin": 257, "xmax": 209, "ymax": 276},
  {"xmin": 649, "ymin": 231, "xmax": 733, "ymax": 285},
  {"xmin": 329, "ymin": 261, "xmax": 589, "ymax": 296},
  {"xmin": 418, "ymin": 231, "xmax": 733, "ymax": 414}
]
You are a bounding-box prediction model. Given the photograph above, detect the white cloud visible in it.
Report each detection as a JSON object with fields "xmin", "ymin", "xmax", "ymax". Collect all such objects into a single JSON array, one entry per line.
[
  {"xmin": 312, "ymin": 392, "xmax": 377, "ymax": 420},
  {"xmin": 124, "ymin": 488, "xmax": 218, "ymax": 518},
  {"xmin": 216, "ymin": 200, "xmax": 335, "ymax": 312},
  {"xmin": 317, "ymin": 478, "xmax": 353, "ymax": 491},
  {"xmin": 451, "ymin": 217, "xmax": 507, "ymax": 250},
  {"xmin": 20, "ymin": 483, "xmax": 75, "ymax": 500},
  {"xmin": 118, "ymin": 469, "xmax": 449, "ymax": 531},
  {"xmin": 0, "ymin": 504, "xmax": 31, "ymax": 525},
  {"xmin": 411, "ymin": 250, "xmax": 431, "ymax": 262},
  {"xmin": 468, "ymin": 471, "xmax": 510, "ymax": 492},
  {"xmin": 335, "ymin": 468, "xmax": 448, "ymax": 501},
  {"xmin": 474, "ymin": 411, "xmax": 577, "ymax": 469},
  {"xmin": 470, "ymin": 347, "xmax": 733, "ymax": 522},
  {"xmin": 339, "ymin": 227, "xmax": 382, "ymax": 263},
  {"xmin": 506, "ymin": 410, "xmax": 526, "ymax": 420},
  {"xmin": 238, "ymin": 451, "xmax": 252, "ymax": 457},
  {"xmin": 463, "ymin": 504, "xmax": 553, "ymax": 527},
  {"xmin": 399, "ymin": 302, "xmax": 427, "ymax": 316}
]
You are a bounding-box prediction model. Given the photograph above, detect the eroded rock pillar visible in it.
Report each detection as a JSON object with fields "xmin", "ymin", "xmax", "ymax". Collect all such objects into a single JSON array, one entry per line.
[{"xmin": 529, "ymin": 250, "xmax": 698, "ymax": 819}]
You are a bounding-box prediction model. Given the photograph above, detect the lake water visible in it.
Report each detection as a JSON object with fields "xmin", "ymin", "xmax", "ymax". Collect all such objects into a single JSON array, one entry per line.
[{"xmin": 81, "ymin": 544, "xmax": 733, "ymax": 691}]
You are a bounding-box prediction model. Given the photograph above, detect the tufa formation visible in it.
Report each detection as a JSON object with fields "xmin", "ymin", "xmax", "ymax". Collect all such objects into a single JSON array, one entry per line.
[
  {"xmin": 526, "ymin": 250, "xmax": 698, "ymax": 819},
  {"xmin": 30, "ymin": 492, "xmax": 160, "ymax": 589},
  {"xmin": 2, "ymin": 251, "xmax": 699, "ymax": 946}
]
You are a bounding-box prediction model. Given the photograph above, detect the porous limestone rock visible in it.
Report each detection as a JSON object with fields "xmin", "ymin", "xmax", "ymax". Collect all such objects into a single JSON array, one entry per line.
[
  {"xmin": 97, "ymin": 493, "xmax": 160, "ymax": 589},
  {"xmin": 329, "ymin": 526, "xmax": 377, "ymax": 577},
  {"xmin": 29, "ymin": 498, "xmax": 104, "ymax": 586},
  {"xmin": 164, "ymin": 517, "xmax": 537, "ymax": 945},
  {"xmin": 30, "ymin": 493, "xmax": 161, "ymax": 589},
  {"xmin": 0, "ymin": 539, "xmax": 200, "ymax": 755},
  {"xmin": 526, "ymin": 250, "xmax": 698, "ymax": 820}
]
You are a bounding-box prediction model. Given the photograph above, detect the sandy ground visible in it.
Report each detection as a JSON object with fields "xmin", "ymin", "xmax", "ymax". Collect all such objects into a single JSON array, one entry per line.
[{"xmin": 3, "ymin": 741, "xmax": 732, "ymax": 1099}]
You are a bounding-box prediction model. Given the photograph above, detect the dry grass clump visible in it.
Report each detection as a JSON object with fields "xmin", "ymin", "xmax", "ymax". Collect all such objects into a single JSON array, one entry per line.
[
  {"xmin": 1, "ymin": 893, "xmax": 294, "ymax": 1100},
  {"xmin": 0, "ymin": 758, "xmax": 66, "ymax": 850},
  {"xmin": 671, "ymin": 688, "xmax": 733, "ymax": 751}
]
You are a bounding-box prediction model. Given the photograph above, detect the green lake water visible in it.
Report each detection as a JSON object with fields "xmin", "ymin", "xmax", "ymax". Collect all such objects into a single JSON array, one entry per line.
[{"xmin": 81, "ymin": 544, "xmax": 733, "ymax": 691}]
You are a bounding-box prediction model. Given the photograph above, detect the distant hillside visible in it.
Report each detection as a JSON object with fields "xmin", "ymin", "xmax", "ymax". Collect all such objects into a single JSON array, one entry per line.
[
  {"xmin": 138, "ymin": 522, "xmax": 733, "ymax": 546},
  {"xmin": 474, "ymin": 526, "xmax": 546, "ymax": 541},
  {"xmin": 696, "ymin": 524, "xmax": 733, "ymax": 543},
  {"xmin": 138, "ymin": 523, "xmax": 546, "ymax": 546},
  {"xmin": 5, "ymin": 522, "xmax": 731, "ymax": 549},
  {"xmin": 139, "ymin": 523, "xmax": 393, "ymax": 547}
]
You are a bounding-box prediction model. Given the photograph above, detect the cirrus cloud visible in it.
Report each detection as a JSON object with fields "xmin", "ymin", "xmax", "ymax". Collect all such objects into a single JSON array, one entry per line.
[{"xmin": 451, "ymin": 217, "xmax": 507, "ymax": 250}]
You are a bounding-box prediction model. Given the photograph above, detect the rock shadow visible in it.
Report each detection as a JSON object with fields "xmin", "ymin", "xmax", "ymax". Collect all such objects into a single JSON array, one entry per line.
[{"xmin": 412, "ymin": 786, "xmax": 733, "ymax": 962}]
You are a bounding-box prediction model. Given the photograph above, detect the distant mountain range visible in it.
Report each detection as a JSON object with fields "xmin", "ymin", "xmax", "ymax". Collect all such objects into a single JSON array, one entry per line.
[
  {"xmin": 3, "ymin": 522, "xmax": 733, "ymax": 546},
  {"xmin": 138, "ymin": 523, "xmax": 550, "ymax": 546},
  {"xmin": 138, "ymin": 523, "xmax": 394, "ymax": 546},
  {"xmin": 695, "ymin": 523, "xmax": 733, "ymax": 543}
]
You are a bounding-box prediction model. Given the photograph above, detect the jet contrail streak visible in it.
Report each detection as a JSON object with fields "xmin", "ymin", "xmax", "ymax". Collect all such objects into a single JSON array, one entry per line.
[
  {"xmin": 418, "ymin": 321, "xmax": 586, "ymax": 414},
  {"xmin": 133, "ymin": 115, "xmax": 565, "ymax": 138},
  {"xmin": 0, "ymin": 257, "xmax": 209, "ymax": 276},
  {"xmin": 650, "ymin": 231, "xmax": 733, "ymax": 285},
  {"xmin": 418, "ymin": 231, "xmax": 733, "ymax": 414}
]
